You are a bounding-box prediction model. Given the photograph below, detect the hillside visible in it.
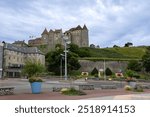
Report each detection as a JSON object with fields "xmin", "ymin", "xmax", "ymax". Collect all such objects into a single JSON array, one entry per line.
[
  {"xmin": 80, "ymin": 47, "xmax": 147, "ymax": 61},
  {"xmin": 37, "ymin": 44, "xmax": 147, "ymax": 61}
]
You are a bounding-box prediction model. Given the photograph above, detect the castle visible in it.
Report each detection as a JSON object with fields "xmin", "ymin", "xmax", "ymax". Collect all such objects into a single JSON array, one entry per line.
[{"xmin": 28, "ymin": 25, "xmax": 89, "ymax": 50}]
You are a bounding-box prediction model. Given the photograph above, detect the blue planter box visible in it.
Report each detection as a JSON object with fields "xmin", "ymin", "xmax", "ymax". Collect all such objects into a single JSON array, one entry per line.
[{"xmin": 30, "ymin": 82, "xmax": 42, "ymax": 94}]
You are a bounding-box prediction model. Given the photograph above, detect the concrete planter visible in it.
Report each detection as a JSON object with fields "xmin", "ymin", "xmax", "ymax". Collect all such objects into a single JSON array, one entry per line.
[{"xmin": 128, "ymin": 81, "xmax": 136, "ymax": 88}]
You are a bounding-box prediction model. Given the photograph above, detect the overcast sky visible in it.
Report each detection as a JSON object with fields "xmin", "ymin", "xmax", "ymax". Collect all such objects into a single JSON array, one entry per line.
[{"xmin": 0, "ymin": 0, "xmax": 150, "ymax": 47}]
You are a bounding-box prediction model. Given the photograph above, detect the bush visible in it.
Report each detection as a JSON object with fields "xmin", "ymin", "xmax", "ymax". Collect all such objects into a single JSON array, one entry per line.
[
  {"xmin": 134, "ymin": 85, "xmax": 144, "ymax": 92},
  {"xmin": 61, "ymin": 87, "xmax": 86, "ymax": 96},
  {"xmin": 91, "ymin": 68, "xmax": 98, "ymax": 76},
  {"xmin": 125, "ymin": 70, "xmax": 135, "ymax": 77},
  {"xmin": 124, "ymin": 85, "xmax": 132, "ymax": 91},
  {"xmin": 105, "ymin": 68, "xmax": 112, "ymax": 76},
  {"xmin": 127, "ymin": 60, "xmax": 142, "ymax": 72}
]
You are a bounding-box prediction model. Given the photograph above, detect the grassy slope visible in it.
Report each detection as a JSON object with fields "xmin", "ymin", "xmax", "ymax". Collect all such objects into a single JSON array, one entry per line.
[
  {"xmin": 36, "ymin": 44, "xmax": 147, "ymax": 61},
  {"xmin": 81, "ymin": 47, "xmax": 147, "ymax": 61}
]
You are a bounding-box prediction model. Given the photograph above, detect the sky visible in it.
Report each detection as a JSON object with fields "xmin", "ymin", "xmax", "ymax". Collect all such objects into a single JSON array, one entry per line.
[{"xmin": 0, "ymin": 0, "xmax": 150, "ymax": 47}]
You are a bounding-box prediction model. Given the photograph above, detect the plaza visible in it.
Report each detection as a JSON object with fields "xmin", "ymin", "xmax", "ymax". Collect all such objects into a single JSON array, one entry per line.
[{"xmin": 0, "ymin": 78, "xmax": 150, "ymax": 100}]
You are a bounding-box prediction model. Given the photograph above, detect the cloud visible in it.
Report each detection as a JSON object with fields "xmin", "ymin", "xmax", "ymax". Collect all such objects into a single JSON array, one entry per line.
[{"xmin": 0, "ymin": 0, "xmax": 150, "ymax": 47}]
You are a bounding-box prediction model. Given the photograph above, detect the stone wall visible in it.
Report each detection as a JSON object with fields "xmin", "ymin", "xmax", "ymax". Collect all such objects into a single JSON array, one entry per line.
[{"xmin": 79, "ymin": 60, "xmax": 128, "ymax": 73}]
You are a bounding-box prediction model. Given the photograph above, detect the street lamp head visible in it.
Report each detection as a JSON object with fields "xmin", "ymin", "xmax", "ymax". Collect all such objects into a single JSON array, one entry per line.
[
  {"xmin": 66, "ymin": 41, "xmax": 71, "ymax": 44},
  {"xmin": 60, "ymin": 54, "xmax": 65, "ymax": 56}
]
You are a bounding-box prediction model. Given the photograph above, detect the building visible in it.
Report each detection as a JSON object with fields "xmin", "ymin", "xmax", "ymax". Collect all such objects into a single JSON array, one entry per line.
[
  {"xmin": 2, "ymin": 42, "xmax": 45, "ymax": 78},
  {"xmin": 65, "ymin": 25, "xmax": 89, "ymax": 47},
  {"xmin": 12, "ymin": 40, "xmax": 28, "ymax": 47},
  {"xmin": 28, "ymin": 25, "xmax": 89, "ymax": 51},
  {"xmin": 0, "ymin": 42, "xmax": 4, "ymax": 79}
]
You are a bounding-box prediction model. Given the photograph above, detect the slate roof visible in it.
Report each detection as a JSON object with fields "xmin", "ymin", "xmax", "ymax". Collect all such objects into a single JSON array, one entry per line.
[
  {"xmin": 41, "ymin": 28, "xmax": 49, "ymax": 35},
  {"xmin": 83, "ymin": 24, "xmax": 88, "ymax": 30},
  {"xmin": 68, "ymin": 25, "xmax": 88, "ymax": 32},
  {"xmin": 4, "ymin": 43, "xmax": 43, "ymax": 54}
]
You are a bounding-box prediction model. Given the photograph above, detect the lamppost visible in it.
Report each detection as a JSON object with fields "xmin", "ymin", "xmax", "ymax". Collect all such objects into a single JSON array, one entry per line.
[
  {"xmin": 62, "ymin": 34, "xmax": 70, "ymax": 80},
  {"xmin": 60, "ymin": 54, "xmax": 64, "ymax": 79},
  {"xmin": 104, "ymin": 59, "xmax": 106, "ymax": 80}
]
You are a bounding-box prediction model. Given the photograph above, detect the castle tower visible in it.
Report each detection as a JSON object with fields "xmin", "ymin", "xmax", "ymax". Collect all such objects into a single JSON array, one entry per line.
[
  {"xmin": 53, "ymin": 29, "xmax": 63, "ymax": 46},
  {"xmin": 47, "ymin": 29, "xmax": 63, "ymax": 51},
  {"xmin": 81, "ymin": 24, "xmax": 89, "ymax": 47},
  {"xmin": 48, "ymin": 29, "xmax": 54, "ymax": 51},
  {"xmin": 41, "ymin": 28, "xmax": 49, "ymax": 45},
  {"xmin": 70, "ymin": 25, "xmax": 82, "ymax": 47}
]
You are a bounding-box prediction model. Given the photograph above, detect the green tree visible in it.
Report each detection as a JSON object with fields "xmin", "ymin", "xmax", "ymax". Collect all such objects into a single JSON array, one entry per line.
[
  {"xmin": 68, "ymin": 43, "xmax": 79, "ymax": 54},
  {"xmin": 78, "ymin": 48, "xmax": 91, "ymax": 57},
  {"xmin": 68, "ymin": 44, "xmax": 91, "ymax": 57},
  {"xmin": 124, "ymin": 42, "xmax": 133, "ymax": 47},
  {"xmin": 46, "ymin": 49, "xmax": 81, "ymax": 75},
  {"xmin": 142, "ymin": 46, "xmax": 150, "ymax": 72},
  {"xmin": 105, "ymin": 68, "xmax": 112, "ymax": 76},
  {"xmin": 127, "ymin": 60, "xmax": 142, "ymax": 72},
  {"xmin": 91, "ymin": 67, "xmax": 98, "ymax": 76},
  {"xmin": 22, "ymin": 59, "xmax": 45, "ymax": 77}
]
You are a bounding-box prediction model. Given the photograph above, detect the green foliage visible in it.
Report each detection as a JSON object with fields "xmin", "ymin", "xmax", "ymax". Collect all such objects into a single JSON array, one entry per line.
[
  {"xmin": 113, "ymin": 45, "xmax": 120, "ymax": 48},
  {"xmin": 29, "ymin": 77, "xmax": 43, "ymax": 83},
  {"xmin": 124, "ymin": 42, "xmax": 133, "ymax": 47},
  {"xmin": 61, "ymin": 87, "xmax": 86, "ymax": 96},
  {"xmin": 45, "ymin": 48, "xmax": 81, "ymax": 75},
  {"xmin": 133, "ymin": 85, "xmax": 144, "ymax": 92},
  {"xmin": 68, "ymin": 44, "xmax": 91, "ymax": 57},
  {"xmin": 68, "ymin": 43, "xmax": 79, "ymax": 54},
  {"xmin": 125, "ymin": 70, "xmax": 135, "ymax": 77},
  {"xmin": 142, "ymin": 46, "xmax": 150, "ymax": 72},
  {"xmin": 124, "ymin": 85, "xmax": 132, "ymax": 91},
  {"xmin": 37, "ymin": 44, "xmax": 47, "ymax": 53},
  {"xmin": 91, "ymin": 67, "xmax": 98, "ymax": 76},
  {"xmin": 67, "ymin": 52, "xmax": 81, "ymax": 71},
  {"xmin": 78, "ymin": 48, "xmax": 91, "ymax": 57},
  {"xmin": 22, "ymin": 59, "xmax": 45, "ymax": 77},
  {"xmin": 105, "ymin": 68, "xmax": 112, "ymax": 76},
  {"xmin": 127, "ymin": 60, "xmax": 142, "ymax": 72}
]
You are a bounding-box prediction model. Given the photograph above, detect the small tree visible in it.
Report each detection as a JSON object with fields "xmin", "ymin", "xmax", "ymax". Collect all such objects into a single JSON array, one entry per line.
[
  {"xmin": 91, "ymin": 67, "xmax": 98, "ymax": 76},
  {"xmin": 105, "ymin": 68, "xmax": 112, "ymax": 76}
]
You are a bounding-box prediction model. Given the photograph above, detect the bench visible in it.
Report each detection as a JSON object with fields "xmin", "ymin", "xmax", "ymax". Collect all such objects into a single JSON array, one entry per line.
[
  {"xmin": 141, "ymin": 85, "xmax": 150, "ymax": 89},
  {"xmin": 100, "ymin": 85, "xmax": 117, "ymax": 89},
  {"xmin": 79, "ymin": 84, "xmax": 94, "ymax": 90},
  {"xmin": 0, "ymin": 87, "xmax": 15, "ymax": 96}
]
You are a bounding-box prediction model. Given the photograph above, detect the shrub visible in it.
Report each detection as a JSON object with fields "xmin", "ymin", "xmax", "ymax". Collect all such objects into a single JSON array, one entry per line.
[
  {"xmin": 91, "ymin": 67, "xmax": 98, "ymax": 76},
  {"xmin": 127, "ymin": 60, "xmax": 142, "ymax": 72},
  {"xmin": 61, "ymin": 87, "xmax": 86, "ymax": 96},
  {"xmin": 124, "ymin": 85, "xmax": 132, "ymax": 91},
  {"xmin": 105, "ymin": 68, "xmax": 112, "ymax": 76},
  {"xmin": 134, "ymin": 85, "xmax": 144, "ymax": 92},
  {"xmin": 61, "ymin": 88, "xmax": 69, "ymax": 92},
  {"xmin": 125, "ymin": 70, "xmax": 135, "ymax": 77}
]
